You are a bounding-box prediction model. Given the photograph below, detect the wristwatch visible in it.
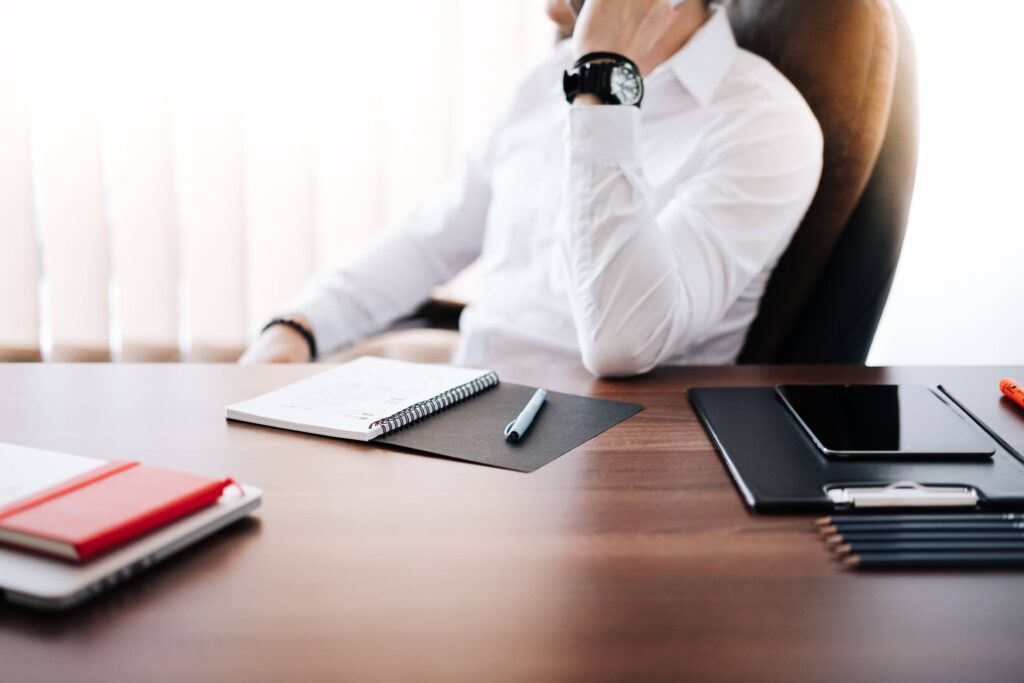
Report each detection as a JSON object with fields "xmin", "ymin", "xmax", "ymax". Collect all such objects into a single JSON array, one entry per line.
[{"xmin": 563, "ymin": 52, "xmax": 644, "ymax": 107}]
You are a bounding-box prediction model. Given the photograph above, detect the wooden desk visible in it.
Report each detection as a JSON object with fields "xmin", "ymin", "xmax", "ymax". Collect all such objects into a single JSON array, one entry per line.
[{"xmin": 2, "ymin": 364, "xmax": 1023, "ymax": 682}]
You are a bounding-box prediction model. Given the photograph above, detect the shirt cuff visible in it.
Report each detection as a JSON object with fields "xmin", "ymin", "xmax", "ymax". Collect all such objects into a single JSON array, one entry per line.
[
  {"xmin": 567, "ymin": 104, "xmax": 642, "ymax": 166},
  {"xmin": 277, "ymin": 287, "xmax": 352, "ymax": 360}
]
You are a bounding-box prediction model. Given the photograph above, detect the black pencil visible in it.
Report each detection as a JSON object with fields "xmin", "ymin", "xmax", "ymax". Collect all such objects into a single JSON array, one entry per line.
[
  {"xmin": 816, "ymin": 513, "xmax": 1024, "ymax": 527},
  {"xmin": 832, "ymin": 540, "xmax": 1024, "ymax": 556},
  {"xmin": 819, "ymin": 521, "xmax": 1024, "ymax": 536},
  {"xmin": 843, "ymin": 551, "xmax": 1024, "ymax": 570},
  {"xmin": 824, "ymin": 531, "xmax": 1024, "ymax": 545}
]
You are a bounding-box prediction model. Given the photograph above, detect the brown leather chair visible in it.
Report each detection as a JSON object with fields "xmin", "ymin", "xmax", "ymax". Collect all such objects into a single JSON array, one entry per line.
[
  {"xmin": 338, "ymin": 0, "xmax": 918, "ymax": 366},
  {"xmin": 730, "ymin": 0, "xmax": 918, "ymax": 363}
]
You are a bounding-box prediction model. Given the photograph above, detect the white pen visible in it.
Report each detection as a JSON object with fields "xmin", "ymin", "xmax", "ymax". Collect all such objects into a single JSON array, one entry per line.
[{"xmin": 504, "ymin": 389, "xmax": 548, "ymax": 443}]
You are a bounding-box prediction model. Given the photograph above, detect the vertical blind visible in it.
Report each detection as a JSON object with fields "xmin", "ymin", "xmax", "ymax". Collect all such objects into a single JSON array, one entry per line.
[{"xmin": 0, "ymin": 0, "xmax": 554, "ymax": 361}]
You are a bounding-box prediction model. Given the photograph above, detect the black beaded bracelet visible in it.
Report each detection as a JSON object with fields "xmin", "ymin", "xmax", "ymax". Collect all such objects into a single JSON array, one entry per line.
[{"xmin": 262, "ymin": 317, "xmax": 318, "ymax": 361}]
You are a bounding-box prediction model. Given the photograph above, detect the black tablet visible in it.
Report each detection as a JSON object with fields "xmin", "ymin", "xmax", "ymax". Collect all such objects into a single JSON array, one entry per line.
[{"xmin": 775, "ymin": 384, "xmax": 996, "ymax": 458}]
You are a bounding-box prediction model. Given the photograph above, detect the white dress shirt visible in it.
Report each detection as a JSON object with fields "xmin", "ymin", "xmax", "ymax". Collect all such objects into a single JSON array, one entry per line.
[{"xmin": 284, "ymin": 8, "xmax": 824, "ymax": 376}]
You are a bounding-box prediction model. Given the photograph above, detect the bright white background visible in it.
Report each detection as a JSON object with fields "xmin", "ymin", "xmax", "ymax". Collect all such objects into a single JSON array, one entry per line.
[
  {"xmin": 0, "ymin": 0, "xmax": 1021, "ymax": 364},
  {"xmin": 868, "ymin": 0, "xmax": 1024, "ymax": 365}
]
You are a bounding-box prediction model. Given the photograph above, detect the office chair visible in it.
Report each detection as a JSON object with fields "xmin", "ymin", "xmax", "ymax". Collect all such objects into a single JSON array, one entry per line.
[
  {"xmin": 730, "ymin": 0, "xmax": 918, "ymax": 363},
  {"xmin": 336, "ymin": 0, "xmax": 918, "ymax": 366}
]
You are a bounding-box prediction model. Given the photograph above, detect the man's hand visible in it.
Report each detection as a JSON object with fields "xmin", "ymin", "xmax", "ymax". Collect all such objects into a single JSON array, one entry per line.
[
  {"xmin": 238, "ymin": 315, "xmax": 314, "ymax": 364},
  {"xmin": 571, "ymin": 0, "xmax": 675, "ymax": 68}
]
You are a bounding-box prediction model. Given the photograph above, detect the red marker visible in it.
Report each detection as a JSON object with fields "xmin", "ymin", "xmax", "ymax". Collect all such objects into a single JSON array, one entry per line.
[{"xmin": 1000, "ymin": 378, "xmax": 1024, "ymax": 413}]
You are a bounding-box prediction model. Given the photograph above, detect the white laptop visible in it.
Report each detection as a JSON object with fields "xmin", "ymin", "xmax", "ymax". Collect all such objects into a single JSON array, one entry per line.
[{"xmin": 0, "ymin": 443, "xmax": 262, "ymax": 611}]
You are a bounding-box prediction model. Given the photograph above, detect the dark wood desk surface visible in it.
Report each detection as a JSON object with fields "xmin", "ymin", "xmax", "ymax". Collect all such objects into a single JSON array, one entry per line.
[{"xmin": 2, "ymin": 363, "xmax": 1024, "ymax": 682}]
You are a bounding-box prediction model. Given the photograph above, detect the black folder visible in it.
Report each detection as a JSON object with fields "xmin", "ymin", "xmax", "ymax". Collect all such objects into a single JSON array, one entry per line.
[{"xmin": 689, "ymin": 386, "xmax": 1024, "ymax": 512}]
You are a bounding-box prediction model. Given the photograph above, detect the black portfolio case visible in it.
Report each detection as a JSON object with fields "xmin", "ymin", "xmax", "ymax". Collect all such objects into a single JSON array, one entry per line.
[{"xmin": 689, "ymin": 386, "xmax": 1024, "ymax": 512}]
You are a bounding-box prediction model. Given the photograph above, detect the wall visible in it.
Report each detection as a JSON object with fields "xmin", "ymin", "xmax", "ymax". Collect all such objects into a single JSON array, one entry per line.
[{"xmin": 868, "ymin": 0, "xmax": 1024, "ymax": 365}]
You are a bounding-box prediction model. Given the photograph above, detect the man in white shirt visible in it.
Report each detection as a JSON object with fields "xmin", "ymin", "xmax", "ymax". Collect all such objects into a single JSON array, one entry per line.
[{"xmin": 241, "ymin": 0, "xmax": 823, "ymax": 376}]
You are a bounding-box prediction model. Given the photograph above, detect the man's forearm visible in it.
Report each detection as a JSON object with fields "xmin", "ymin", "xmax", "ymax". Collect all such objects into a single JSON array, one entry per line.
[
  {"xmin": 560, "ymin": 92, "xmax": 825, "ymax": 378},
  {"xmin": 561, "ymin": 105, "xmax": 692, "ymax": 377},
  {"xmin": 277, "ymin": 156, "xmax": 492, "ymax": 358}
]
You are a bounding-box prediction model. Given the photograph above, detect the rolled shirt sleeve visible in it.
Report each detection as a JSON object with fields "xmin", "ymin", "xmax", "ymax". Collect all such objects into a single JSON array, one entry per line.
[{"xmin": 280, "ymin": 150, "xmax": 492, "ymax": 357}]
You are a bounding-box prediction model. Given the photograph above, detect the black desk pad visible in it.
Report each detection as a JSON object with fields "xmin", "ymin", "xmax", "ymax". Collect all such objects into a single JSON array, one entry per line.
[
  {"xmin": 379, "ymin": 382, "xmax": 642, "ymax": 473},
  {"xmin": 689, "ymin": 386, "xmax": 1024, "ymax": 512},
  {"xmin": 938, "ymin": 380, "xmax": 1024, "ymax": 456}
]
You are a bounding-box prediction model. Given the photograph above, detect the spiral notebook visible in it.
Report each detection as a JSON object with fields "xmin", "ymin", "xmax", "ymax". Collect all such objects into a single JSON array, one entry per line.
[{"xmin": 225, "ymin": 357, "xmax": 642, "ymax": 472}]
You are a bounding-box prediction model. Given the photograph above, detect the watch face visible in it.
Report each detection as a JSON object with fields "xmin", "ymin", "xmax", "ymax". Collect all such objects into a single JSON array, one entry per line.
[{"xmin": 610, "ymin": 63, "xmax": 643, "ymax": 106}]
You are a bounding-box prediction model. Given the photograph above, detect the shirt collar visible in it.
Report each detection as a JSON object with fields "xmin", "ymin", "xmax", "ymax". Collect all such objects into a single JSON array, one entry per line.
[{"xmin": 652, "ymin": 6, "xmax": 738, "ymax": 106}]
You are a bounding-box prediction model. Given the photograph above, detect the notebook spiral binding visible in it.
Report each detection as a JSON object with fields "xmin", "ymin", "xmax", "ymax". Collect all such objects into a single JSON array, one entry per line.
[{"xmin": 371, "ymin": 371, "xmax": 500, "ymax": 437}]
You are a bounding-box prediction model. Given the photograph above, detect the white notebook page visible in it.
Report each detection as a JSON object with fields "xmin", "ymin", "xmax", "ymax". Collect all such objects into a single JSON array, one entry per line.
[
  {"xmin": 225, "ymin": 357, "xmax": 494, "ymax": 441},
  {"xmin": 0, "ymin": 443, "xmax": 106, "ymax": 508}
]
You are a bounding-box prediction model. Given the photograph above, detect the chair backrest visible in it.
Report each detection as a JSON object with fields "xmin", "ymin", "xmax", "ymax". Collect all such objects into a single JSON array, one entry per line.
[{"xmin": 729, "ymin": 0, "xmax": 919, "ymax": 364}]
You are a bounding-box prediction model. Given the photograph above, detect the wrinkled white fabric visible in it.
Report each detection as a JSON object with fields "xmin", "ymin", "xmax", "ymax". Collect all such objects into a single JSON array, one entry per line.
[{"xmin": 284, "ymin": 8, "xmax": 823, "ymax": 375}]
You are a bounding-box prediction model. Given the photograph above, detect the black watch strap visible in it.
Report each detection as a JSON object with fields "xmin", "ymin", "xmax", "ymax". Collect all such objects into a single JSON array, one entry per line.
[
  {"xmin": 263, "ymin": 317, "xmax": 318, "ymax": 361},
  {"xmin": 572, "ymin": 51, "xmax": 640, "ymax": 72}
]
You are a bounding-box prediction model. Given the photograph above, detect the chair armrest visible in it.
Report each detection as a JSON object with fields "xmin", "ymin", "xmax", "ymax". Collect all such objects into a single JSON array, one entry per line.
[{"xmin": 397, "ymin": 298, "xmax": 466, "ymax": 331}]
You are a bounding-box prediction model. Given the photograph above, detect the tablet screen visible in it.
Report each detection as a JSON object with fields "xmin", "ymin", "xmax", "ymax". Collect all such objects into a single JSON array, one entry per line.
[{"xmin": 775, "ymin": 384, "xmax": 996, "ymax": 458}]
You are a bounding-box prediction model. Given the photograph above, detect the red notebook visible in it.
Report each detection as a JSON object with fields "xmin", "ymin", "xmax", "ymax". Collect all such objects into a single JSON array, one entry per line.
[{"xmin": 0, "ymin": 460, "xmax": 235, "ymax": 562}]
